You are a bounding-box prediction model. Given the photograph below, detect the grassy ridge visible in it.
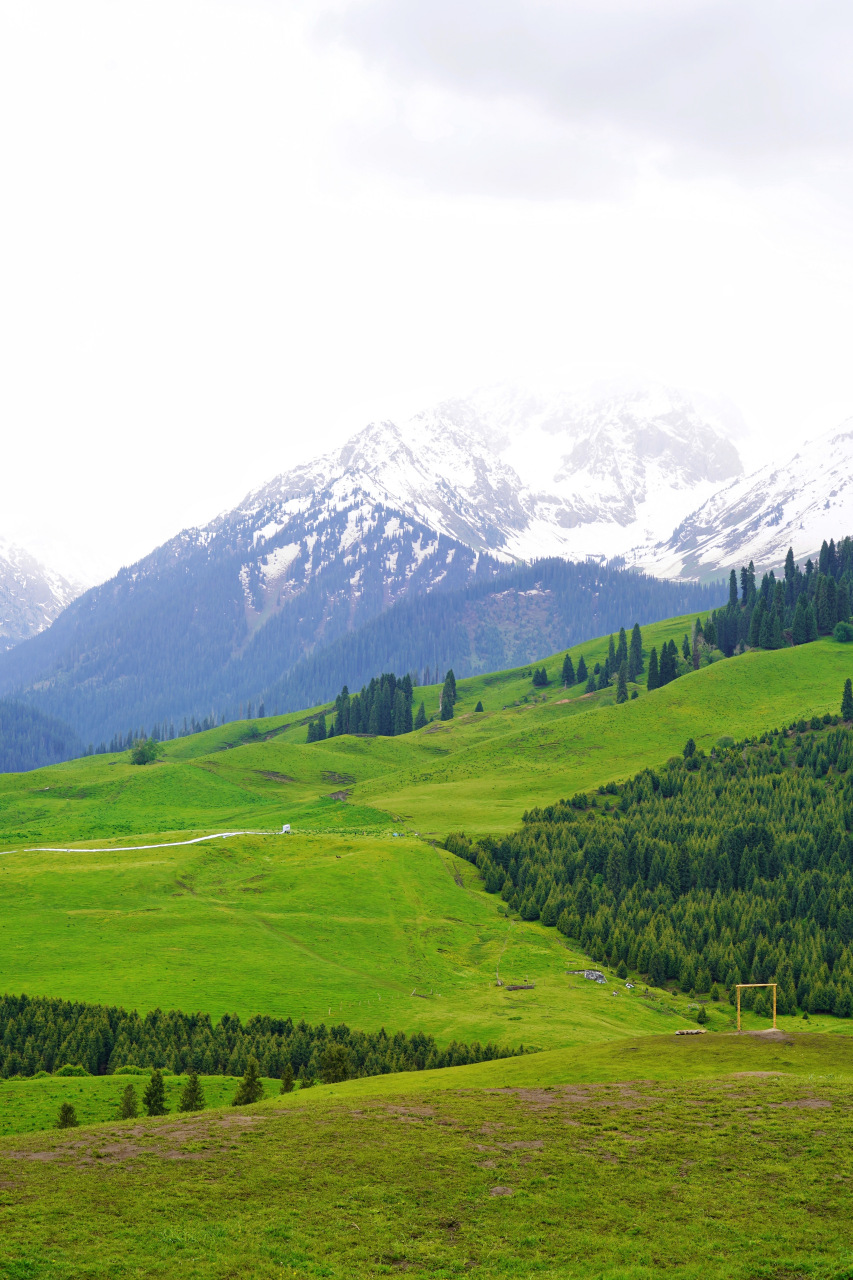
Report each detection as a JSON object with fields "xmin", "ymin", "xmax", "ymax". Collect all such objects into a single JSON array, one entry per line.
[
  {"xmin": 2, "ymin": 1035, "xmax": 853, "ymax": 1278},
  {"xmin": 1, "ymin": 622, "xmax": 851, "ymax": 843}
]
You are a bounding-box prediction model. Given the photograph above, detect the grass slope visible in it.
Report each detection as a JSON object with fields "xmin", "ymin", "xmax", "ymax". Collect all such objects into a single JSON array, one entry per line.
[
  {"xmin": 0, "ymin": 622, "xmax": 850, "ymax": 843},
  {"xmin": 2, "ymin": 1035, "xmax": 853, "ymax": 1278},
  {"xmin": 0, "ymin": 831, "xmax": 713, "ymax": 1045}
]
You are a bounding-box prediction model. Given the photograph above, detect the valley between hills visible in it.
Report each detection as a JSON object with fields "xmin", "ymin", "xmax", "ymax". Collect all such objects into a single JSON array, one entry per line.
[{"xmin": 1, "ymin": 582, "xmax": 853, "ymax": 1277}]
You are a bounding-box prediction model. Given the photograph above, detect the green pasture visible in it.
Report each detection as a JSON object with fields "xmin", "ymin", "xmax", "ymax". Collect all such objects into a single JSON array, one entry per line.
[
  {"xmin": 2, "ymin": 1033, "xmax": 853, "ymax": 1278},
  {"xmin": 1, "ymin": 620, "xmax": 851, "ymax": 843},
  {"xmin": 0, "ymin": 1071, "xmax": 282, "ymax": 1138},
  {"xmin": 0, "ymin": 830, "xmax": 711, "ymax": 1044}
]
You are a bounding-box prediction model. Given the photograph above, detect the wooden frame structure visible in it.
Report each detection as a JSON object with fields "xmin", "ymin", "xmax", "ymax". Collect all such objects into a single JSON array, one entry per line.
[{"xmin": 735, "ymin": 982, "xmax": 777, "ymax": 1031}]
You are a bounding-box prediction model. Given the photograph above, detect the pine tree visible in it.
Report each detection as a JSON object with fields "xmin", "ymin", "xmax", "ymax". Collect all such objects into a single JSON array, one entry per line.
[
  {"xmin": 647, "ymin": 647, "xmax": 659, "ymax": 691},
  {"xmin": 842, "ymin": 678, "xmax": 853, "ymax": 722},
  {"xmin": 440, "ymin": 691, "xmax": 454, "ymax": 721},
  {"xmin": 616, "ymin": 661, "xmax": 628, "ymax": 704},
  {"xmin": 607, "ymin": 635, "xmax": 616, "ymax": 668},
  {"xmin": 806, "ymin": 601, "xmax": 819, "ymax": 642},
  {"xmin": 576, "ymin": 656, "xmax": 588, "ymax": 683},
  {"xmin": 143, "ymin": 1069, "xmax": 168, "ymax": 1116},
  {"xmin": 280, "ymin": 1062, "xmax": 295, "ymax": 1093},
  {"xmin": 792, "ymin": 594, "xmax": 809, "ymax": 645},
  {"xmin": 414, "ymin": 702, "xmax": 427, "ymax": 729},
  {"xmin": 770, "ymin": 611, "xmax": 784, "ymax": 650},
  {"xmin": 444, "ymin": 670, "xmax": 457, "ymax": 703},
  {"xmin": 474, "ymin": 700, "xmax": 484, "ymax": 712},
  {"xmin": 118, "ymin": 1083, "xmax": 138, "ymax": 1119},
  {"xmin": 319, "ymin": 1042, "xmax": 352, "ymax": 1084},
  {"xmin": 561, "ymin": 654, "xmax": 575, "ymax": 686},
  {"xmin": 616, "ymin": 628, "xmax": 628, "ymax": 666},
  {"xmin": 628, "ymin": 623, "xmax": 643, "ymax": 680},
  {"xmin": 682, "ymin": 633, "xmax": 690, "ymax": 660},
  {"xmin": 839, "ymin": 580, "xmax": 851, "ymax": 623},
  {"xmin": 179, "ymin": 1071, "xmax": 205, "ymax": 1112},
  {"xmin": 232, "ymin": 1056, "xmax": 264, "ymax": 1106},
  {"xmin": 729, "ymin": 569, "xmax": 738, "ymax": 608},
  {"xmin": 659, "ymin": 644, "xmax": 674, "ymax": 686},
  {"xmin": 585, "ymin": 675, "xmax": 596, "ymax": 693},
  {"xmin": 758, "ymin": 609, "xmax": 772, "ymax": 649},
  {"xmin": 56, "ymin": 1102, "xmax": 78, "ymax": 1129}
]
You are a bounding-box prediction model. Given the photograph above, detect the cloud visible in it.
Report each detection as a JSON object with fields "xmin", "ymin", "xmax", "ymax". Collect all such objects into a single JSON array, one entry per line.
[{"xmin": 322, "ymin": 0, "xmax": 853, "ymax": 196}]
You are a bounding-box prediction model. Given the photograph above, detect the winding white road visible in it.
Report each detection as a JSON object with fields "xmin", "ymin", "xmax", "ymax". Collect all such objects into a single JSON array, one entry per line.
[{"xmin": 0, "ymin": 830, "xmax": 279, "ymax": 855}]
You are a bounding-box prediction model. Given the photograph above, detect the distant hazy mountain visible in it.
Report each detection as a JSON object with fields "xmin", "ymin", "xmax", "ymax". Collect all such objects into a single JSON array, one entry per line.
[
  {"xmin": 634, "ymin": 422, "xmax": 853, "ymax": 578},
  {"xmin": 0, "ymin": 538, "xmax": 81, "ymax": 651},
  {"xmin": 0, "ymin": 381, "xmax": 734, "ymax": 748}
]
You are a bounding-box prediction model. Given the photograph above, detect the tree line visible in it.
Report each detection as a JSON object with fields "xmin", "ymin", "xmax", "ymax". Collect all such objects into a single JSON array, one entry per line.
[
  {"xmin": 708, "ymin": 538, "xmax": 853, "ymax": 658},
  {"xmin": 449, "ymin": 687, "xmax": 853, "ymax": 1019},
  {"xmin": 0, "ymin": 994, "xmax": 522, "ymax": 1081}
]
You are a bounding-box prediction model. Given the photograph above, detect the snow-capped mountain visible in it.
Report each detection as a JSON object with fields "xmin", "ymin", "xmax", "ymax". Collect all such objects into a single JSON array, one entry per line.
[
  {"xmin": 0, "ymin": 538, "xmax": 81, "ymax": 651},
  {"xmin": 237, "ymin": 381, "xmax": 745, "ymax": 568},
  {"xmin": 634, "ymin": 422, "xmax": 853, "ymax": 579}
]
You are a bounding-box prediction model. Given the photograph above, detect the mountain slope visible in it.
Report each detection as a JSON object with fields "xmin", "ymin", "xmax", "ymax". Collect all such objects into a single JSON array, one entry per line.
[
  {"xmin": 0, "ymin": 539, "xmax": 81, "ymax": 651},
  {"xmin": 636, "ymin": 423, "xmax": 853, "ymax": 577},
  {"xmin": 0, "ymin": 381, "xmax": 737, "ymax": 750}
]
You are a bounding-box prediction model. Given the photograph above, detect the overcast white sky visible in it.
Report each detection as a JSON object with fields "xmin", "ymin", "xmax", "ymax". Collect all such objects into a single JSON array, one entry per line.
[{"xmin": 4, "ymin": 0, "xmax": 853, "ymax": 582}]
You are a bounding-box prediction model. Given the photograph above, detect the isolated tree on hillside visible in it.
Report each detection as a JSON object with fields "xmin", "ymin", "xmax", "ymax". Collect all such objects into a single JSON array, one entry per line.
[
  {"xmin": 179, "ymin": 1071, "xmax": 205, "ymax": 1112},
  {"xmin": 616, "ymin": 661, "xmax": 628, "ymax": 704},
  {"xmin": 842, "ymin": 678, "xmax": 853, "ymax": 722},
  {"xmin": 56, "ymin": 1102, "xmax": 78, "ymax": 1129},
  {"xmin": 561, "ymin": 653, "xmax": 575, "ymax": 686},
  {"xmin": 474, "ymin": 700, "xmax": 484, "ymax": 712},
  {"xmin": 576, "ymin": 655, "xmax": 588, "ymax": 683},
  {"xmin": 118, "ymin": 1084, "xmax": 138, "ymax": 1119},
  {"xmin": 233, "ymin": 1056, "xmax": 264, "ymax": 1106},
  {"xmin": 444, "ymin": 669, "xmax": 457, "ymax": 703},
  {"xmin": 143, "ymin": 1069, "xmax": 168, "ymax": 1116},
  {"xmin": 414, "ymin": 702, "xmax": 427, "ymax": 729}
]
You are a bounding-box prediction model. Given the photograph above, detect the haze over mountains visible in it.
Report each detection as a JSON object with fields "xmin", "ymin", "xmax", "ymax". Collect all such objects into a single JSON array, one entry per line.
[
  {"xmin": 0, "ymin": 540, "xmax": 80, "ymax": 652},
  {"xmin": 0, "ymin": 379, "xmax": 851, "ymax": 762}
]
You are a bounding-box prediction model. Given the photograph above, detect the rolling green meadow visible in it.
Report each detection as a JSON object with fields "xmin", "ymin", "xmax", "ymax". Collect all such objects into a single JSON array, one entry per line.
[{"xmin": 1, "ymin": 617, "xmax": 853, "ymax": 1276}]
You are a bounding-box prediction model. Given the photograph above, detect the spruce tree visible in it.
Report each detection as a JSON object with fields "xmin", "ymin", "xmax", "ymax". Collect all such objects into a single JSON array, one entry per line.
[
  {"xmin": 474, "ymin": 700, "xmax": 484, "ymax": 712},
  {"xmin": 232, "ymin": 1056, "xmax": 264, "ymax": 1106},
  {"xmin": 682, "ymin": 633, "xmax": 690, "ymax": 660},
  {"xmin": 806, "ymin": 600, "xmax": 819, "ymax": 642},
  {"xmin": 647, "ymin": 647, "xmax": 659, "ymax": 691},
  {"xmin": 143, "ymin": 1068, "xmax": 168, "ymax": 1116},
  {"xmin": 440, "ymin": 691, "xmax": 454, "ymax": 721},
  {"xmin": 444, "ymin": 669, "xmax": 457, "ymax": 703},
  {"xmin": 770, "ymin": 611, "xmax": 784, "ymax": 650},
  {"xmin": 118, "ymin": 1083, "xmax": 138, "ymax": 1119},
  {"xmin": 561, "ymin": 653, "xmax": 575, "ymax": 686},
  {"xmin": 608, "ymin": 635, "xmax": 616, "ymax": 667},
  {"xmin": 628, "ymin": 623, "xmax": 643, "ymax": 679},
  {"xmin": 792, "ymin": 595, "xmax": 809, "ymax": 645},
  {"xmin": 616, "ymin": 661, "xmax": 628, "ymax": 704},
  {"xmin": 280, "ymin": 1062, "xmax": 295, "ymax": 1093},
  {"xmin": 414, "ymin": 702, "xmax": 427, "ymax": 729},
  {"xmin": 179, "ymin": 1071, "xmax": 205, "ymax": 1112},
  {"xmin": 839, "ymin": 580, "xmax": 851, "ymax": 623},
  {"xmin": 729, "ymin": 569, "xmax": 738, "ymax": 608},
  {"xmin": 585, "ymin": 675, "xmax": 596, "ymax": 693},
  {"xmin": 576, "ymin": 655, "xmax": 588, "ymax": 683},
  {"xmin": 842, "ymin": 678, "xmax": 853, "ymax": 722},
  {"xmin": 616, "ymin": 627, "xmax": 628, "ymax": 666},
  {"xmin": 758, "ymin": 609, "xmax": 772, "ymax": 649},
  {"xmin": 56, "ymin": 1102, "xmax": 78, "ymax": 1129}
]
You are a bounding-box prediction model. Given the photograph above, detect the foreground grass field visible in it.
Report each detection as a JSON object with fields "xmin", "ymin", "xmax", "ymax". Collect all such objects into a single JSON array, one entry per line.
[
  {"xmin": 2, "ymin": 1033, "xmax": 853, "ymax": 1279},
  {"xmin": 0, "ymin": 625, "xmax": 851, "ymax": 842},
  {"xmin": 0, "ymin": 829, "xmax": 717, "ymax": 1045}
]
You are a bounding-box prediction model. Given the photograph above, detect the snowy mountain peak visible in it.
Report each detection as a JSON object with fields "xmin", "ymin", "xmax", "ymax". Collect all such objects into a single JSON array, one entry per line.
[
  {"xmin": 632, "ymin": 420, "xmax": 853, "ymax": 578},
  {"xmin": 0, "ymin": 538, "xmax": 82, "ymax": 651}
]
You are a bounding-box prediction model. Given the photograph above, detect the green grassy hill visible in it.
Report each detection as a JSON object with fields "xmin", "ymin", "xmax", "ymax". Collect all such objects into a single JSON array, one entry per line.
[
  {"xmin": 3, "ymin": 1034, "xmax": 853, "ymax": 1279},
  {"xmin": 1, "ymin": 618, "xmax": 850, "ymax": 844}
]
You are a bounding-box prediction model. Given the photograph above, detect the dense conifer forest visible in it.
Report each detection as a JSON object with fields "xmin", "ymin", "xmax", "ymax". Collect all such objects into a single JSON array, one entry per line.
[
  {"xmin": 454, "ymin": 697, "xmax": 853, "ymax": 1019},
  {"xmin": 0, "ymin": 699, "xmax": 83, "ymax": 773},
  {"xmin": 0, "ymin": 995, "xmax": 520, "ymax": 1081}
]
